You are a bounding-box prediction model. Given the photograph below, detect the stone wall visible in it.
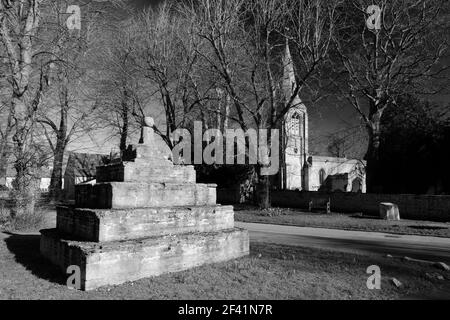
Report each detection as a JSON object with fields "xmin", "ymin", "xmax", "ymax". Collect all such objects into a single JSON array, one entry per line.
[
  {"xmin": 307, "ymin": 157, "xmax": 366, "ymax": 192},
  {"xmin": 271, "ymin": 190, "xmax": 450, "ymax": 222},
  {"xmin": 217, "ymin": 187, "xmax": 241, "ymax": 205}
]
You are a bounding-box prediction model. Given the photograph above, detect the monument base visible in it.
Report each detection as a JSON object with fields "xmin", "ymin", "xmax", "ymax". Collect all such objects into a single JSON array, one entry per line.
[
  {"xmin": 56, "ymin": 205, "xmax": 235, "ymax": 242},
  {"xmin": 40, "ymin": 227, "xmax": 249, "ymax": 291}
]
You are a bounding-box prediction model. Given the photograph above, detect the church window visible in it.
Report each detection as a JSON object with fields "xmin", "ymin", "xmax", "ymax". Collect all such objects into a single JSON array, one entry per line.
[
  {"xmin": 286, "ymin": 111, "xmax": 303, "ymax": 154},
  {"xmin": 319, "ymin": 169, "xmax": 326, "ymax": 185},
  {"xmin": 290, "ymin": 112, "xmax": 301, "ymax": 135}
]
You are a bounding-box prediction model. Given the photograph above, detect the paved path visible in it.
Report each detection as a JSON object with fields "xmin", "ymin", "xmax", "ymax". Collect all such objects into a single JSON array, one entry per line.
[
  {"xmin": 42, "ymin": 212, "xmax": 450, "ymax": 263},
  {"xmin": 237, "ymin": 222, "xmax": 450, "ymax": 264}
]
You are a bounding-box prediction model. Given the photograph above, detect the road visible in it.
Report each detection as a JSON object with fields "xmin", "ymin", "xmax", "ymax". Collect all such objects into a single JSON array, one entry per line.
[
  {"xmin": 36, "ymin": 212, "xmax": 450, "ymax": 264},
  {"xmin": 236, "ymin": 222, "xmax": 450, "ymax": 264}
]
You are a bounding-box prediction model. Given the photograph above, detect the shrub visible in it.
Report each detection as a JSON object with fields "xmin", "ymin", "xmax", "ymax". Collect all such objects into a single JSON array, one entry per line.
[
  {"xmin": 8, "ymin": 207, "xmax": 45, "ymax": 231},
  {"xmin": 0, "ymin": 200, "xmax": 45, "ymax": 232},
  {"xmin": 258, "ymin": 207, "xmax": 286, "ymax": 217},
  {"xmin": 0, "ymin": 202, "xmax": 11, "ymax": 229}
]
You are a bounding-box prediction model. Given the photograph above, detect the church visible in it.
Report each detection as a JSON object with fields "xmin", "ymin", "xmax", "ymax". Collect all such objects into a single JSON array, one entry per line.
[{"xmin": 275, "ymin": 43, "xmax": 366, "ymax": 193}]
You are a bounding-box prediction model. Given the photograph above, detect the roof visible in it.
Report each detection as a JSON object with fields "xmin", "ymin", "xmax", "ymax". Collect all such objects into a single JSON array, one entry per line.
[
  {"xmin": 282, "ymin": 42, "xmax": 305, "ymax": 113},
  {"xmin": 65, "ymin": 152, "xmax": 109, "ymax": 178},
  {"xmin": 310, "ymin": 155, "xmax": 366, "ymax": 165}
]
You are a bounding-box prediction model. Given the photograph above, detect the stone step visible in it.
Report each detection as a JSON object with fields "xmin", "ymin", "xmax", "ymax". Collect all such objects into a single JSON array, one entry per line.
[
  {"xmin": 40, "ymin": 227, "xmax": 249, "ymax": 291},
  {"xmin": 56, "ymin": 205, "xmax": 234, "ymax": 242},
  {"xmin": 75, "ymin": 182, "xmax": 217, "ymax": 209},
  {"xmin": 96, "ymin": 162, "xmax": 196, "ymax": 184}
]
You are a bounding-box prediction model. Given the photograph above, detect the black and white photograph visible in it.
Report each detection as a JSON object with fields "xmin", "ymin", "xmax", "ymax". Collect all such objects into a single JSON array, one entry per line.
[{"xmin": 0, "ymin": 0, "xmax": 449, "ymax": 306}]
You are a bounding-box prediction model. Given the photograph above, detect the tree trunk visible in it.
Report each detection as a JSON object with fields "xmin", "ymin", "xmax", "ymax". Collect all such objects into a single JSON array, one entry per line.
[
  {"xmin": 365, "ymin": 118, "xmax": 383, "ymax": 193},
  {"xmin": 224, "ymin": 94, "xmax": 230, "ymax": 130},
  {"xmin": 11, "ymin": 96, "xmax": 36, "ymax": 218},
  {"xmin": 11, "ymin": 152, "xmax": 37, "ymax": 218},
  {"xmin": 119, "ymin": 88, "xmax": 130, "ymax": 152},
  {"xmin": 1, "ymin": 0, "xmax": 42, "ymax": 218},
  {"xmin": 49, "ymin": 141, "xmax": 66, "ymax": 200},
  {"xmin": 0, "ymin": 111, "xmax": 13, "ymax": 185},
  {"xmin": 119, "ymin": 106, "xmax": 129, "ymax": 152},
  {"xmin": 49, "ymin": 84, "xmax": 69, "ymax": 200},
  {"xmin": 256, "ymin": 165, "xmax": 271, "ymax": 209},
  {"xmin": 0, "ymin": 142, "xmax": 10, "ymax": 186}
]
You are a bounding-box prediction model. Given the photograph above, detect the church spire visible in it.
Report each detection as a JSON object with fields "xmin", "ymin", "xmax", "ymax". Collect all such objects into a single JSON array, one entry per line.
[{"xmin": 282, "ymin": 40, "xmax": 303, "ymax": 109}]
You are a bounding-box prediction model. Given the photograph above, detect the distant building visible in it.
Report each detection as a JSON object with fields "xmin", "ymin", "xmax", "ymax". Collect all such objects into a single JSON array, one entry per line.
[
  {"xmin": 0, "ymin": 164, "xmax": 52, "ymax": 192},
  {"xmin": 309, "ymin": 157, "xmax": 365, "ymax": 192},
  {"xmin": 63, "ymin": 152, "xmax": 109, "ymax": 199},
  {"xmin": 275, "ymin": 42, "xmax": 366, "ymax": 193}
]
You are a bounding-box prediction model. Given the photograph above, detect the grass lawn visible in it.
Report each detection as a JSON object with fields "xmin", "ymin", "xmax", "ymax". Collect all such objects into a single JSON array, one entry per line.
[
  {"xmin": 1, "ymin": 230, "xmax": 449, "ymax": 299},
  {"xmin": 234, "ymin": 205, "xmax": 450, "ymax": 238}
]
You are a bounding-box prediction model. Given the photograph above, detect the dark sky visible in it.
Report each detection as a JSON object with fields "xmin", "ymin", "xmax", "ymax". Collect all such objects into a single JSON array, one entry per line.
[
  {"xmin": 86, "ymin": 0, "xmax": 448, "ymax": 157},
  {"xmin": 118, "ymin": 0, "xmax": 366, "ymax": 156}
]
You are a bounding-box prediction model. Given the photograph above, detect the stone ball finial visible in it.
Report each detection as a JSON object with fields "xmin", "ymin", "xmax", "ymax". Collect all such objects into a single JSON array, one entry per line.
[{"xmin": 144, "ymin": 117, "xmax": 154, "ymax": 127}]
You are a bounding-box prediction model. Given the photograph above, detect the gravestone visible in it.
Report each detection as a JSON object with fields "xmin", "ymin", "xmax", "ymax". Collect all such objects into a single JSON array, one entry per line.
[
  {"xmin": 379, "ymin": 202, "xmax": 400, "ymax": 221},
  {"xmin": 40, "ymin": 117, "xmax": 249, "ymax": 290}
]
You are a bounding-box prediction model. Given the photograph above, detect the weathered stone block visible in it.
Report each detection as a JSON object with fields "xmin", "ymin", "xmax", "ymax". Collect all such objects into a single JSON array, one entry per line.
[
  {"xmin": 57, "ymin": 205, "xmax": 235, "ymax": 242},
  {"xmin": 379, "ymin": 202, "xmax": 400, "ymax": 221},
  {"xmin": 40, "ymin": 227, "xmax": 249, "ymax": 291},
  {"xmin": 40, "ymin": 118, "xmax": 249, "ymax": 291},
  {"xmin": 75, "ymin": 182, "xmax": 217, "ymax": 209},
  {"xmin": 96, "ymin": 162, "xmax": 196, "ymax": 184}
]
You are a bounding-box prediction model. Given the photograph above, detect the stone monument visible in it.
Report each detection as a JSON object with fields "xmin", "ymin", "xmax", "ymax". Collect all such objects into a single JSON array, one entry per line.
[
  {"xmin": 379, "ymin": 202, "xmax": 400, "ymax": 221},
  {"xmin": 40, "ymin": 117, "xmax": 249, "ymax": 290}
]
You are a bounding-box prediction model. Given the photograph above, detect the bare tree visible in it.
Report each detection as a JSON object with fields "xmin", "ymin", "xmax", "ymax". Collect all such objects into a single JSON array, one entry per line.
[
  {"xmin": 0, "ymin": 0, "xmax": 115, "ymax": 211},
  {"xmin": 36, "ymin": 0, "xmax": 105, "ymax": 200},
  {"xmin": 0, "ymin": 0, "xmax": 47, "ymax": 216},
  {"xmin": 331, "ymin": 0, "xmax": 450, "ymax": 192},
  {"xmin": 93, "ymin": 13, "xmax": 144, "ymax": 153},
  {"xmin": 0, "ymin": 41, "xmax": 13, "ymax": 183},
  {"xmin": 0, "ymin": 95, "xmax": 13, "ymax": 185},
  {"xmin": 125, "ymin": 3, "xmax": 217, "ymax": 147},
  {"xmin": 181, "ymin": 0, "xmax": 340, "ymax": 208},
  {"xmin": 325, "ymin": 125, "xmax": 367, "ymax": 158}
]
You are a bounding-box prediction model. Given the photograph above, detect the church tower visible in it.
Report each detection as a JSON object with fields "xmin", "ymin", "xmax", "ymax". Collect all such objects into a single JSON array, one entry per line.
[{"xmin": 279, "ymin": 41, "xmax": 309, "ymax": 190}]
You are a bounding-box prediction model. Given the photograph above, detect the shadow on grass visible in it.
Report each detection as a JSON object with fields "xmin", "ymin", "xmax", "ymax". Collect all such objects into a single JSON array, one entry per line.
[
  {"xmin": 349, "ymin": 213, "xmax": 381, "ymax": 220},
  {"xmin": 3, "ymin": 232, "xmax": 66, "ymax": 286},
  {"xmin": 408, "ymin": 225, "xmax": 448, "ymax": 231}
]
